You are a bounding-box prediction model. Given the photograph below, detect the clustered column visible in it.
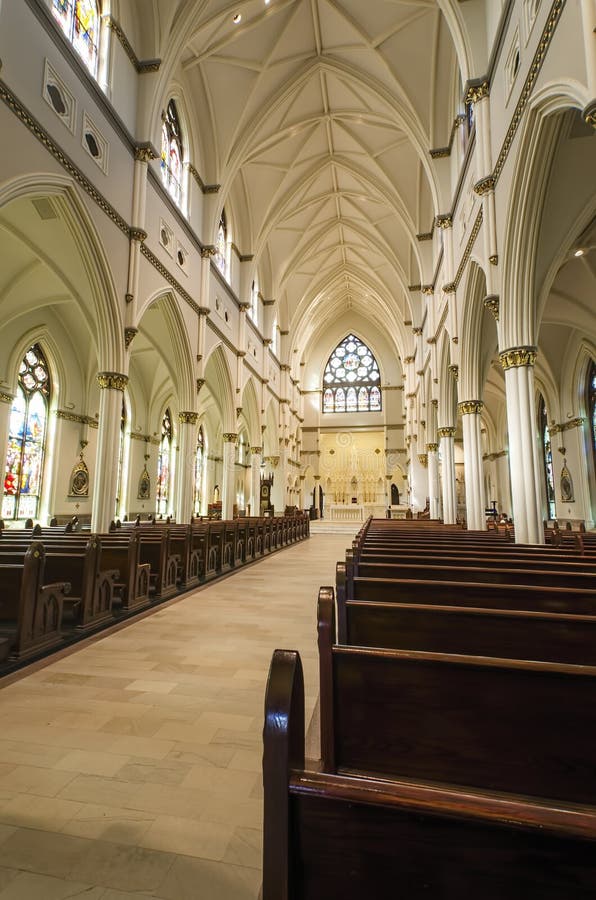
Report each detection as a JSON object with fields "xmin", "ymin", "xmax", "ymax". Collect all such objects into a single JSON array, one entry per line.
[
  {"xmin": 458, "ymin": 400, "xmax": 486, "ymax": 531},
  {"xmin": 438, "ymin": 427, "xmax": 457, "ymax": 524},
  {"xmin": 222, "ymin": 432, "xmax": 237, "ymax": 520},
  {"xmin": 501, "ymin": 347, "xmax": 544, "ymax": 544},
  {"xmin": 93, "ymin": 372, "xmax": 128, "ymax": 533},
  {"xmin": 250, "ymin": 446, "xmax": 262, "ymax": 516},
  {"xmin": 177, "ymin": 411, "xmax": 199, "ymax": 523},
  {"xmin": 426, "ymin": 442, "xmax": 440, "ymax": 520}
]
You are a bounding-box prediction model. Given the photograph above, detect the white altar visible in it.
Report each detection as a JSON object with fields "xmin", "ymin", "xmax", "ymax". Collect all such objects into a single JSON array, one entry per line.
[
  {"xmin": 329, "ymin": 504, "xmax": 365, "ymax": 522},
  {"xmin": 389, "ymin": 505, "xmax": 411, "ymax": 519}
]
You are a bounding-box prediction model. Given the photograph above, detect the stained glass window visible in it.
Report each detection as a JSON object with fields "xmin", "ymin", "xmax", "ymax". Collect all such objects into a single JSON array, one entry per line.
[
  {"xmin": 156, "ymin": 408, "xmax": 172, "ymax": 516},
  {"xmin": 321, "ymin": 334, "xmax": 382, "ymax": 413},
  {"xmin": 2, "ymin": 345, "xmax": 50, "ymax": 521},
  {"xmin": 115, "ymin": 399, "xmax": 126, "ymax": 515},
  {"xmin": 161, "ymin": 101, "xmax": 184, "ymax": 206},
  {"xmin": 589, "ymin": 360, "xmax": 596, "ymax": 474},
  {"xmin": 250, "ymin": 280, "xmax": 259, "ymax": 325},
  {"xmin": 194, "ymin": 425, "xmax": 204, "ymax": 514},
  {"xmin": 52, "ymin": 0, "xmax": 99, "ymax": 75},
  {"xmin": 216, "ymin": 210, "xmax": 228, "ymax": 278},
  {"xmin": 538, "ymin": 394, "xmax": 555, "ymax": 520}
]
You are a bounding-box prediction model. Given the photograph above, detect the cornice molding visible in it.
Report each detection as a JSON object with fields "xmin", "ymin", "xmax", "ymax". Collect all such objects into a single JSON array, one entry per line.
[
  {"xmin": 187, "ymin": 164, "xmax": 220, "ymax": 195},
  {"xmin": 105, "ymin": 17, "xmax": 161, "ymax": 73}
]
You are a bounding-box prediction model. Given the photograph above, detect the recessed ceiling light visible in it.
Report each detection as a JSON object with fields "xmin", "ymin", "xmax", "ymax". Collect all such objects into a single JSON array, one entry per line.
[
  {"xmin": 574, "ymin": 248, "xmax": 585, "ymax": 257},
  {"xmin": 232, "ymin": 12, "xmax": 241, "ymax": 23}
]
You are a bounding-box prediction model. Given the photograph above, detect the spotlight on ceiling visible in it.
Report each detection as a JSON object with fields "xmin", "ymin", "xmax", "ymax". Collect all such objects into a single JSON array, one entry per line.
[
  {"xmin": 574, "ymin": 248, "xmax": 585, "ymax": 257},
  {"xmin": 232, "ymin": 12, "xmax": 242, "ymax": 23}
]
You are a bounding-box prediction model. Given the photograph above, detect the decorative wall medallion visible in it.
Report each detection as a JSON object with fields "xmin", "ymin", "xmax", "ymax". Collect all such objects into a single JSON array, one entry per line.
[
  {"xmin": 138, "ymin": 465, "xmax": 151, "ymax": 500},
  {"xmin": 560, "ymin": 461, "xmax": 574, "ymax": 502},
  {"xmin": 69, "ymin": 448, "xmax": 89, "ymax": 497}
]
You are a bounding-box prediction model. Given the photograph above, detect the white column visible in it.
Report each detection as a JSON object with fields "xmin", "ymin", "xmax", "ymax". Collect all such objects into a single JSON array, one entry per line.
[
  {"xmin": 459, "ymin": 401, "xmax": 487, "ymax": 531},
  {"xmin": 176, "ymin": 412, "xmax": 198, "ymax": 523},
  {"xmin": 580, "ymin": 0, "xmax": 596, "ymax": 100},
  {"xmin": 427, "ymin": 443, "xmax": 440, "ymax": 519},
  {"xmin": 222, "ymin": 433, "xmax": 237, "ymax": 520},
  {"xmin": 438, "ymin": 427, "xmax": 457, "ymax": 524},
  {"xmin": 501, "ymin": 348, "xmax": 544, "ymax": 544},
  {"xmin": 250, "ymin": 446, "xmax": 262, "ymax": 516},
  {"xmin": 92, "ymin": 373, "xmax": 128, "ymax": 533}
]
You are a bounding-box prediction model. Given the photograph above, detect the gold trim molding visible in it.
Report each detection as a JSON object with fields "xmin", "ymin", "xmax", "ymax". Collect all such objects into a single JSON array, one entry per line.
[
  {"xmin": 97, "ymin": 372, "xmax": 128, "ymax": 391},
  {"xmin": 0, "ymin": 391, "xmax": 15, "ymax": 405},
  {"xmin": 499, "ymin": 347, "xmax": 537, "ymax": 370},
  {"xmin": 56, "ymin": 410, "xmax": 98, "ymax": 428},
  {"xmin": 105, "ymin": 17, "xmax": 161, "ymax": 73},
  {"xmin": 484, "ymin": 295, "xmax": 499, "ymax": 321},
  {"xmin": 458, "ymin": 400, "xmax": 484, "ymax": 416},
  {"xmin": 550, "ymin": 417, "xmax": 585, "ymax": 435},
  {"xmin": 179, "ymin": 411, "xmax": 199, "ymax": 424}
]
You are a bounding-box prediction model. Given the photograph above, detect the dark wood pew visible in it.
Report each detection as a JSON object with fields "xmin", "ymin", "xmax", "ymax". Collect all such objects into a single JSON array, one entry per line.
[
  {"xmin": 99, "ymin": 532, "xmax": 150, "ymax": 611},
  {"xmin": 337, "ymin": 593, "xmax": 596, "ymax": 665},
  {"xmin": 0, "ymin": 542, "xmax": 69, "ymax": 658},
  {"xmin": 263, "ymin": 648, "xmax": 596, "ymax": 900},
  {"xmin": 318, "ymin": 592, "xmax": 596, "ymax": 804},
  {"xmin": 0, "ymin": 537, "xmax": 117, "ymax": 631},
  {"xmin": 353, "ymin": 560, "xmax": 596, "ymax": 590}
]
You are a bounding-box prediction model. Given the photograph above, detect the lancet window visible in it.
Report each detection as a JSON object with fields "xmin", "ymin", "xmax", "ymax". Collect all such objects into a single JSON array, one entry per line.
[
  {"xmin": 161, "ymin": 100, "xmax": 184, "ymax": 207},
  {"xmin": 156, "ymin": 408, "xmax": 173, "ymax": 516},
  {"xmin": 322, "ymin": 335, "xmax": 382, "ymax": 413},
  {"xmin": 52, "ymin": 0, "xmax": 100, "ymax": 75}
]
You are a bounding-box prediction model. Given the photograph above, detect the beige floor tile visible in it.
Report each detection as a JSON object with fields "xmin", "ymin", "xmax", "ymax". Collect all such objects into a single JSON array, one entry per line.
[
  {"xmin": 181, "ymin": 765, "xmax": 258, "ymax": 797},
  {"xmin": 60, "ymin": 803, "xmax": 155, "ymax": 845},
  {"xmin": 0, "ymin": 828, "xmax": 90, "ymax": 878},
  {"xmin": 158, "ymin": 855, "xmax": 261, "ymax": 900},
  {"xmin": 228, "ymin": 749, "xmax": 261, "ymax": 773},
  {"xmin": 54, "ymin": 750, "xmax": 131, "ymax": 778},
  {"xmin": 0, "ymin": 871, "xmax": 105, "ymax": 900},
  {"xmin": 68, "ymin": 839, "xmax": 176, "ymax": 892},
  {"xmin": 140, "ymin": 815, "xmax": 234, "ymax": 859},
  {"xmin": 0, "ymin": 794, "xmax": 82, "ymax": 831},
  {"xmin": 0, "ymin": 765, "xmax": 77, "ymax": 798},
  {"xmin": 223, "ymin": 826, "xmax": 262, "ymax": 870}
]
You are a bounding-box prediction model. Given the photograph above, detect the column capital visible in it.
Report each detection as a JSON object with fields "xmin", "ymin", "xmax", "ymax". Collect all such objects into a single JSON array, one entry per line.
[
  {"xmin": 250, "ymin": 446, "xmax": 263, "ymax": 454},
  {"xmin": 458, "ymin": 400, "xmax": 484, "ymax": 416},
  {"xmin": 179, "ymin": 411, "xmax": 199, "ymax": 424},
  {"xmin": 438, "ymin": 426, "xmax": 456, "ymax": 438},
  {"xmin": 448, "ymin": 364, "xmax": 459, "ymax": 380},
  {"xmin": 222, "ymin": 432, "xmax": 238, "ymax": 443},
  {"xmin": 97, "ymin": 372, "xmax": 128, "ymax": 391},
  {"xmin": 484, "ymin": 295, "xmax": 499, "ymax": 321},
  {"xmin": 417, "ymin": 453, "xmax": 428, "ymax": 468},
  {"xmin": 499, "ymin": 346, "xmax": 537, "ymax": 369},
  {"xmin": 238, "ymin": 303, "xmax": 250, "ymax": 312},
  {"xmin": 426, "ymin": 443, "xmax": 439, "ymax": 453},
  {"xmin": 465, "ymin": 79, "xmax": 489, "ymax": 104},
  {"xmin": 196, "ymin": 378, "xmax": 206, "ymax": 393}
]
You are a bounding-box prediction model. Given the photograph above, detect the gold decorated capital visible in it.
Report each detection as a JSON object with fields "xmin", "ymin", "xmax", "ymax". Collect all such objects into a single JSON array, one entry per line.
[
  {"xmin": 583, "ymin": 100, "xmax": 596, "ymax": 129},
  {"xmin": 499, "ymin": 347, "xmax": 537, "ymax": 370},
  {"xmin": 0, "ymin": 391, "xmax": 15, "ymax": 405},
  {"xmin": 474, "ymin": 175, "xmax": 495, "ymax": 196},
  {"xmin": 403, "ymin": 355, "xmax": 415, "ymax": 364},
  {"xmin": 435, "ymin": 215, "xmax": 452, "ymax": 229},
  {"xmin": 196, "ymin": 378, "xmax": 206, "ymax": 393},
  {"xmin": 421, "ymin": 286, "xmax": 434, "ymax": 296},
  {"xmin": 129, "ymin": 228, "xmax": 147, "ymax": 243},
  {"xmin": 442, "ymin": 282, "xmax": 456, "ymax": 294},
  {"xmin": 458, "ymin": 400, "xmax": 484, "ymax": 416},
  {"xmin": 124, "ymin": 327, "xmax": 138, "ymax": 349},
  {"xmin": 465, "ymin": 80, "xmax": 489, "ymax": 104},
  {"xmin": 412, "ymin": 327, "xmax": 423, "ymax": 336},
  {"xmin": 438, "ymin": 427, "xmax": 455, "ymax": 439},
  {"xmin": 222, "ymin": 432, "xmax": 238, "ymax": 443},
  {"xmin": 426, "ymin": 443, "xmax": 439, "ymax": 453},
  {"xmin": 448, "ymin": 364, "xmax": 459, "ymax": 380},
  {"xmin": 201, "ymin": 247, "xmax": 217, "ymax": 259},
  {"xmin": 238, "ymin": 303, "xmax": 250, "ymax": 312},
  {"xmin": 484, "ymin": 295, "xmax": 499, "ymax": 321},
  {"xmin": 250, "ymin": 446, "xmax": 262, "ymax": 454},
  {"xmin": 97, "ymin": 372, "xmax": 128, "ymax": 392},
  {"xmin": 179, "ymin": 411, "xmax": 199, "ymax": 425},
  {"xmin": 417, "ymin": 453, "xmax": 428, "ymax": 468}
]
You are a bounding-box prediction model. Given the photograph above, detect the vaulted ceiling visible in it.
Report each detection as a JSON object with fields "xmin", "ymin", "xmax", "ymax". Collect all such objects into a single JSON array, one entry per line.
[{"xmin": 119, "ymin": 0, "xmax": 486, "ymax": 359}]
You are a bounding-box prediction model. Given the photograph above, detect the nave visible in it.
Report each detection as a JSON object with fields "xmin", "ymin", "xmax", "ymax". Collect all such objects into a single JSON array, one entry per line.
[{"xmin": 0, "ymin": 533, "xmax": 349, "ymax": 900}]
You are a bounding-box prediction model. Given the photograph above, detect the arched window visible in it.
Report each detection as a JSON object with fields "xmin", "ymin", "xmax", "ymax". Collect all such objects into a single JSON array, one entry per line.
[
  {"xmin": 194, "ymin": 425, "xmax": 204, "ymax": 514},
  {"xmin": 250, "ymin": 280, "xmax": 259, "ymax": 326},
  {"xmin": 52, "ymin": 0, "xmax": 100, "ymax": 75},
  {"xmin": 156, "ymin": 408, "xmax": 172, "ymax": 516},
  {"xmin": 322, "ymin": 334, "xmax": 382, "ymax": 413},
  {"xmin": 216, "ymin": 210, "xmax": 228, "ymax": 278},
  {"xmin": 115, "ymin": 399, "xmax": 127, "ymax": 516},
  {"xmin": 161, "ymin": 100, "xmax": 184, "ymax": 207},
  {"xmin": 588, "ymin": 360, "xmax": 596, "ymax": 474},
  {"xmin": 271, "ymin": 316, "xmax": 278, "ymax": 356},
  {"xmin": 2, "ymin": 345, "xmax": 51, "ymax": 521},
  {"xmin": 538, "ymin": 394, "xmax": 555, "ymax": 520}
]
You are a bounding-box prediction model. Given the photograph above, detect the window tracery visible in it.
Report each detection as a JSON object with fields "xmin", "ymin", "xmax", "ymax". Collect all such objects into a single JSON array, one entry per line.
[
  {"xmin": 2, "ymin": 345, "xmax": 51, "ymax": 521},
  {"xmin": 322, "ymin": 335, "xmax": 382, "ymax": 413},
  {"xmin": 161, "ymin": 100, "xmax": 184, "ymax": 207},
  {"xmin": 52, "ymin": 0, "xmax": 100, "ymax": 75}
]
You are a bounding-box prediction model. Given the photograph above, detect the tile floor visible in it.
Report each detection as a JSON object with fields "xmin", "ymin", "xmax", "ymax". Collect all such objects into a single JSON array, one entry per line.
[{"xmin": 0, "ymin": 533, "xmax": 352, "ymax": 899}]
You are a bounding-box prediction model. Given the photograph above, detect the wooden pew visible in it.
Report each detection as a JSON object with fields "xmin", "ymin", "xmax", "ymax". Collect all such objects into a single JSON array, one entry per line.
[
  {"xmin": 99, "ymin": 532, "xmax": 150, "ymax": 611},
  {"xmin": 0, "ymin": 536, "xmax": 117, "ymax": 631},
  {"xmin": 263, "ymin": 649, "xmax": 596, "ymax": 900},
  {"xmin": 0, "ymin": 542, "xmax": 69, "ymax": 659}
]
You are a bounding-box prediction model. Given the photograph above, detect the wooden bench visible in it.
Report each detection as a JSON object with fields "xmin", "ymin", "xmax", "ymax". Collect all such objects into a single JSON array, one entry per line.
[
  {"xmin": 263, "ymin": 649, "xmax": 596, "ymax": 900},
  {"xmin": 0, "ymin": 542, "xmax": 70, "ymax": 659}
]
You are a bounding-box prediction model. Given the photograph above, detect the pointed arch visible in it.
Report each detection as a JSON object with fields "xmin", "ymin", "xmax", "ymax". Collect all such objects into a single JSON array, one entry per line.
[
  {"xmin": 241, "ymin": 377, "xmax": 261, "ymax": 446},
  {"xmin": 203, "ymin": 344, "xmax": 236, "ymax": 433}
]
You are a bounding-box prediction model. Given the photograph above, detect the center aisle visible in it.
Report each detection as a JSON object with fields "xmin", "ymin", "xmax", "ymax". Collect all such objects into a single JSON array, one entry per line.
[{"xmin": 0, "ymin": 533, "xmax": 351, "ymax": 900}]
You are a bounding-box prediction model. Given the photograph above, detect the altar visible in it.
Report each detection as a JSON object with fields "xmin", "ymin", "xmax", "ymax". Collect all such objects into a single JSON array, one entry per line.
[
  {"xmin": 389, "ymin": 505, "xmax": 411, "ymax": 519},
  {"xmin": 328, "ymin": 504, "xmax": 365, "ymax": 522}
]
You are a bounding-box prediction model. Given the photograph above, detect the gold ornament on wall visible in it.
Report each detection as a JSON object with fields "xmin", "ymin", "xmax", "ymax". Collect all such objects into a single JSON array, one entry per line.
[{"xmin": 69, "ymin": 441, "xmax": 89, "ymax": 497}]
